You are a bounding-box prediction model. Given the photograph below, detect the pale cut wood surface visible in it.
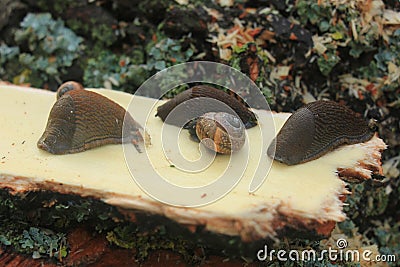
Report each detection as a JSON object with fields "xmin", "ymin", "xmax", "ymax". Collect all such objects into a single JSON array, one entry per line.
[{"xmin": 0, "ymin": 84, "xmax": 386, "ymax": 241}]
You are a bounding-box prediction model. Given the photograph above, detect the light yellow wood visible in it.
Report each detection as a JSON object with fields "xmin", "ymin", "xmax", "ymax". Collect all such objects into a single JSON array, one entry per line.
[{"xmin": 0, "ymin": 84, "xmax": 386, "ymax": 241}]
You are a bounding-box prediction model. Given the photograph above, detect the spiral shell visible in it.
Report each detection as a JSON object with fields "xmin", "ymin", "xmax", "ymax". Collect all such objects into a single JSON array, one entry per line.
[
  {"xmin": 37, "ymin": 81, "xmax": 147, "ymax": 154},
  {"xmin": 267, "ymin": 100, "xmax": 375, "ymax": 165},
  {"xmin": 156, "ymin": 85, "xmax": 257, "ymax": 129},
  {"xmin": 196, "ymin": 112, "xmax": 246, "ymax": 154}
]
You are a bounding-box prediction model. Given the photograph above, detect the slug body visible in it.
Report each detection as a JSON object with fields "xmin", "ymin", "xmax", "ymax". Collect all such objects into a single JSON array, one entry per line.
[
  {"xmin": 196, "ymin": 112, "xmax": 246, "ymax": 154},
  {"xmin": 156, "ymin": 85, "xmax": 257, "ymax": 129},
  {"xmin": 267, "ymin": 100, "xmax": 375, "ymax": 165},
  {"xmin": 38, "ymin": 82, "xmax": 147, "ymax": 154}
]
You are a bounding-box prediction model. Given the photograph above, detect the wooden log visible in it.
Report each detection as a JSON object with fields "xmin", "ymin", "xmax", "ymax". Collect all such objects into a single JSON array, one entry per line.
[{"xmin": 0, "ymin": 84, "xmax": 386, "ymax": 242}]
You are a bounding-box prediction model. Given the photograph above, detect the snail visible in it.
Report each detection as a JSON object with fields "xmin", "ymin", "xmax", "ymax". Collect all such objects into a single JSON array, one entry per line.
[
  {"xmin": 155, "ymin": 85, "xmax": 257, "ymax": 129},
  {"xmin": 267, "ymin": 100, "xmax": 376, "ymax": 165},
  {"xmin": 37, "ymin": 81, "xmax": 149, "ymax": 154},
  {"xmin": 195, "ymin": 112, "xmax": 246, "ymax": 154}
]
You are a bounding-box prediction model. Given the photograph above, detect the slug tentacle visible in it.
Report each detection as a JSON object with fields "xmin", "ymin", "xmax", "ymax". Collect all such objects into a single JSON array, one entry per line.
[
  {"xmin": 38, "ymin": 81, "xmax": 148, "ymax": 154},
  {"xmin": 156, "ymin": 85, "xmax": 257, "ymax": 129},
  {"xmin": 267, "ymin": 100, "xmax": 375, "ymax": 165}
]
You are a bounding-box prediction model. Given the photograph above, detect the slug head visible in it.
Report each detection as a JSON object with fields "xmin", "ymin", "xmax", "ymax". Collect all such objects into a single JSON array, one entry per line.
[
  {"xmin": 267, "ymin": 107, "xmax": 315, "ymax": 165},
  {"xmin": 155, "ymin": 99, "xmax": 176, "ymax": 122},
  {"xmin": 244, "ymin": 112, "xmax": 258, "ymax": 128},
  {"xmin": 268, "ymin": 100, "xmax": 375, "ymax": 165},
  {"xmin": 37, "ymin": 95, "xmax": 76, "ymax": 154},
  {"xmin": 56, "ymin": 81, "xmax": 84, "ymax": 99}
]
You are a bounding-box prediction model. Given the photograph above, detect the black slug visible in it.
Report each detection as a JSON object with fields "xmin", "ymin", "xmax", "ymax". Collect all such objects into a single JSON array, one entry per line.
[
  {"xmin": 37, "ymin": 81, "xmax": 148, "ymax": 154},
  {"xmin": 155, "ymin": 85, "xmax": 257, "ymax": 129},
  {"xmin": 267, "ymin": 100, "xmax": 375, "ymax": 165}
]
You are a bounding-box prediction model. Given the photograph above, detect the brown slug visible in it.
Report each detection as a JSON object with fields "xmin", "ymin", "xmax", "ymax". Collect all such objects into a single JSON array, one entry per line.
[
  {"xmin": 37, "ymin": 81, "xmax": 148, "ymax": 154},
  {"xmin": 155, "ymin": 85, "xmax": 257, "ymax": 129},
  {"xmin": 267, "ymin": 100, "xmax": 375, "ymax": 165},
  {"xmin": 196, "ymin": 112, "xmax": 246, "ymax": 154}
]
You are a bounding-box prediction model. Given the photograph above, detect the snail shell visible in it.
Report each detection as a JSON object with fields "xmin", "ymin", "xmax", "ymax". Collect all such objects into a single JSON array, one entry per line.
[
  {"xmin": 156, "ymin": 85, "xmax": 257, "ymax": 129},
  {"xmin": 267, "ymin": 100, "xmax": 375, "ymax": 165},
  {"xmin": 196, "ymin": 112, "xmax": 246, "ymax": 154},
  {"xmin": 37, "ymin": 81, "xmax": 148, "ymax": 154}
]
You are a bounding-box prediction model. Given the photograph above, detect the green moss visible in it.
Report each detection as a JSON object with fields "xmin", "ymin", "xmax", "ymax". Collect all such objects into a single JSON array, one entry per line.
[
  {"xmin": 66, "ymin": 17, "xmax": 117, "ymax": 54},
  {"xmin": 106, "ymin": 224, "xmax": 197, "ymax": 262},
  {"xmin": 83, "ymin": 50, "xmax": 150, "ymax": 93},
  {"xmin": 19, "ymin": 227, "xmax": 67, "ymax": 259},
  {"xmin": 0, "ymin": 45, "xmax": 20, "ymax": 78},
  {"xmin": 296, "ymin": 1, "xmax": 333, "ymax": 31},
  {"xmin": 0, "ymin": 13, "xmax": 83, "ymax": 87},
  {"xmin": 0, "ymin": 183, "xmax": 397, "ymax": 266},
  {"xmin": 89, "ymin": 21, "xmax": 117, "ymax": 47},
  {"xmin": 106, "ymin": 224, "xmax": 138, "ymax": 249},
  {"xmin": 317, "ymin": 50, "xmax": 341, "ymax": 76},
  {"xmin": 0, "ymin": 192, "xmax": 70, "ymax": 260},
  {"xmin": 356, "ymin": 29, "xmax": 400, "ymax": 94},
  {"xmin": 295, "ymin": 0, "xmax": 388, "ymax": 77},
  {"xmin": 229, "ymin": 42, "xmax": 274, "ymax": 105},
  {"xmin": 146, "ymin": 32, "xmax": 194, "ymax": 71},
  {"xmin": 34, "ymin": 0, "xmax": 84, "ymax": 15},
  {"xmin": 0, "ymin": 190, "xmax": 204, "ymax": 263},
  {"xmin": 344, "ymin": 182, "xmax": 390, "ymax": 221}
]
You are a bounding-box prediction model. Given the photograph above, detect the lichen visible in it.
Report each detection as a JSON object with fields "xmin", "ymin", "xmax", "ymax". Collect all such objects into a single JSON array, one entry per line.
[
  {"xmin": 0, "ymin": 13, "xmax": 83, "ymax": 88},
  {"xmin": 83, "ymin": 50, "xmax": 150, "ymax": 93}
]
